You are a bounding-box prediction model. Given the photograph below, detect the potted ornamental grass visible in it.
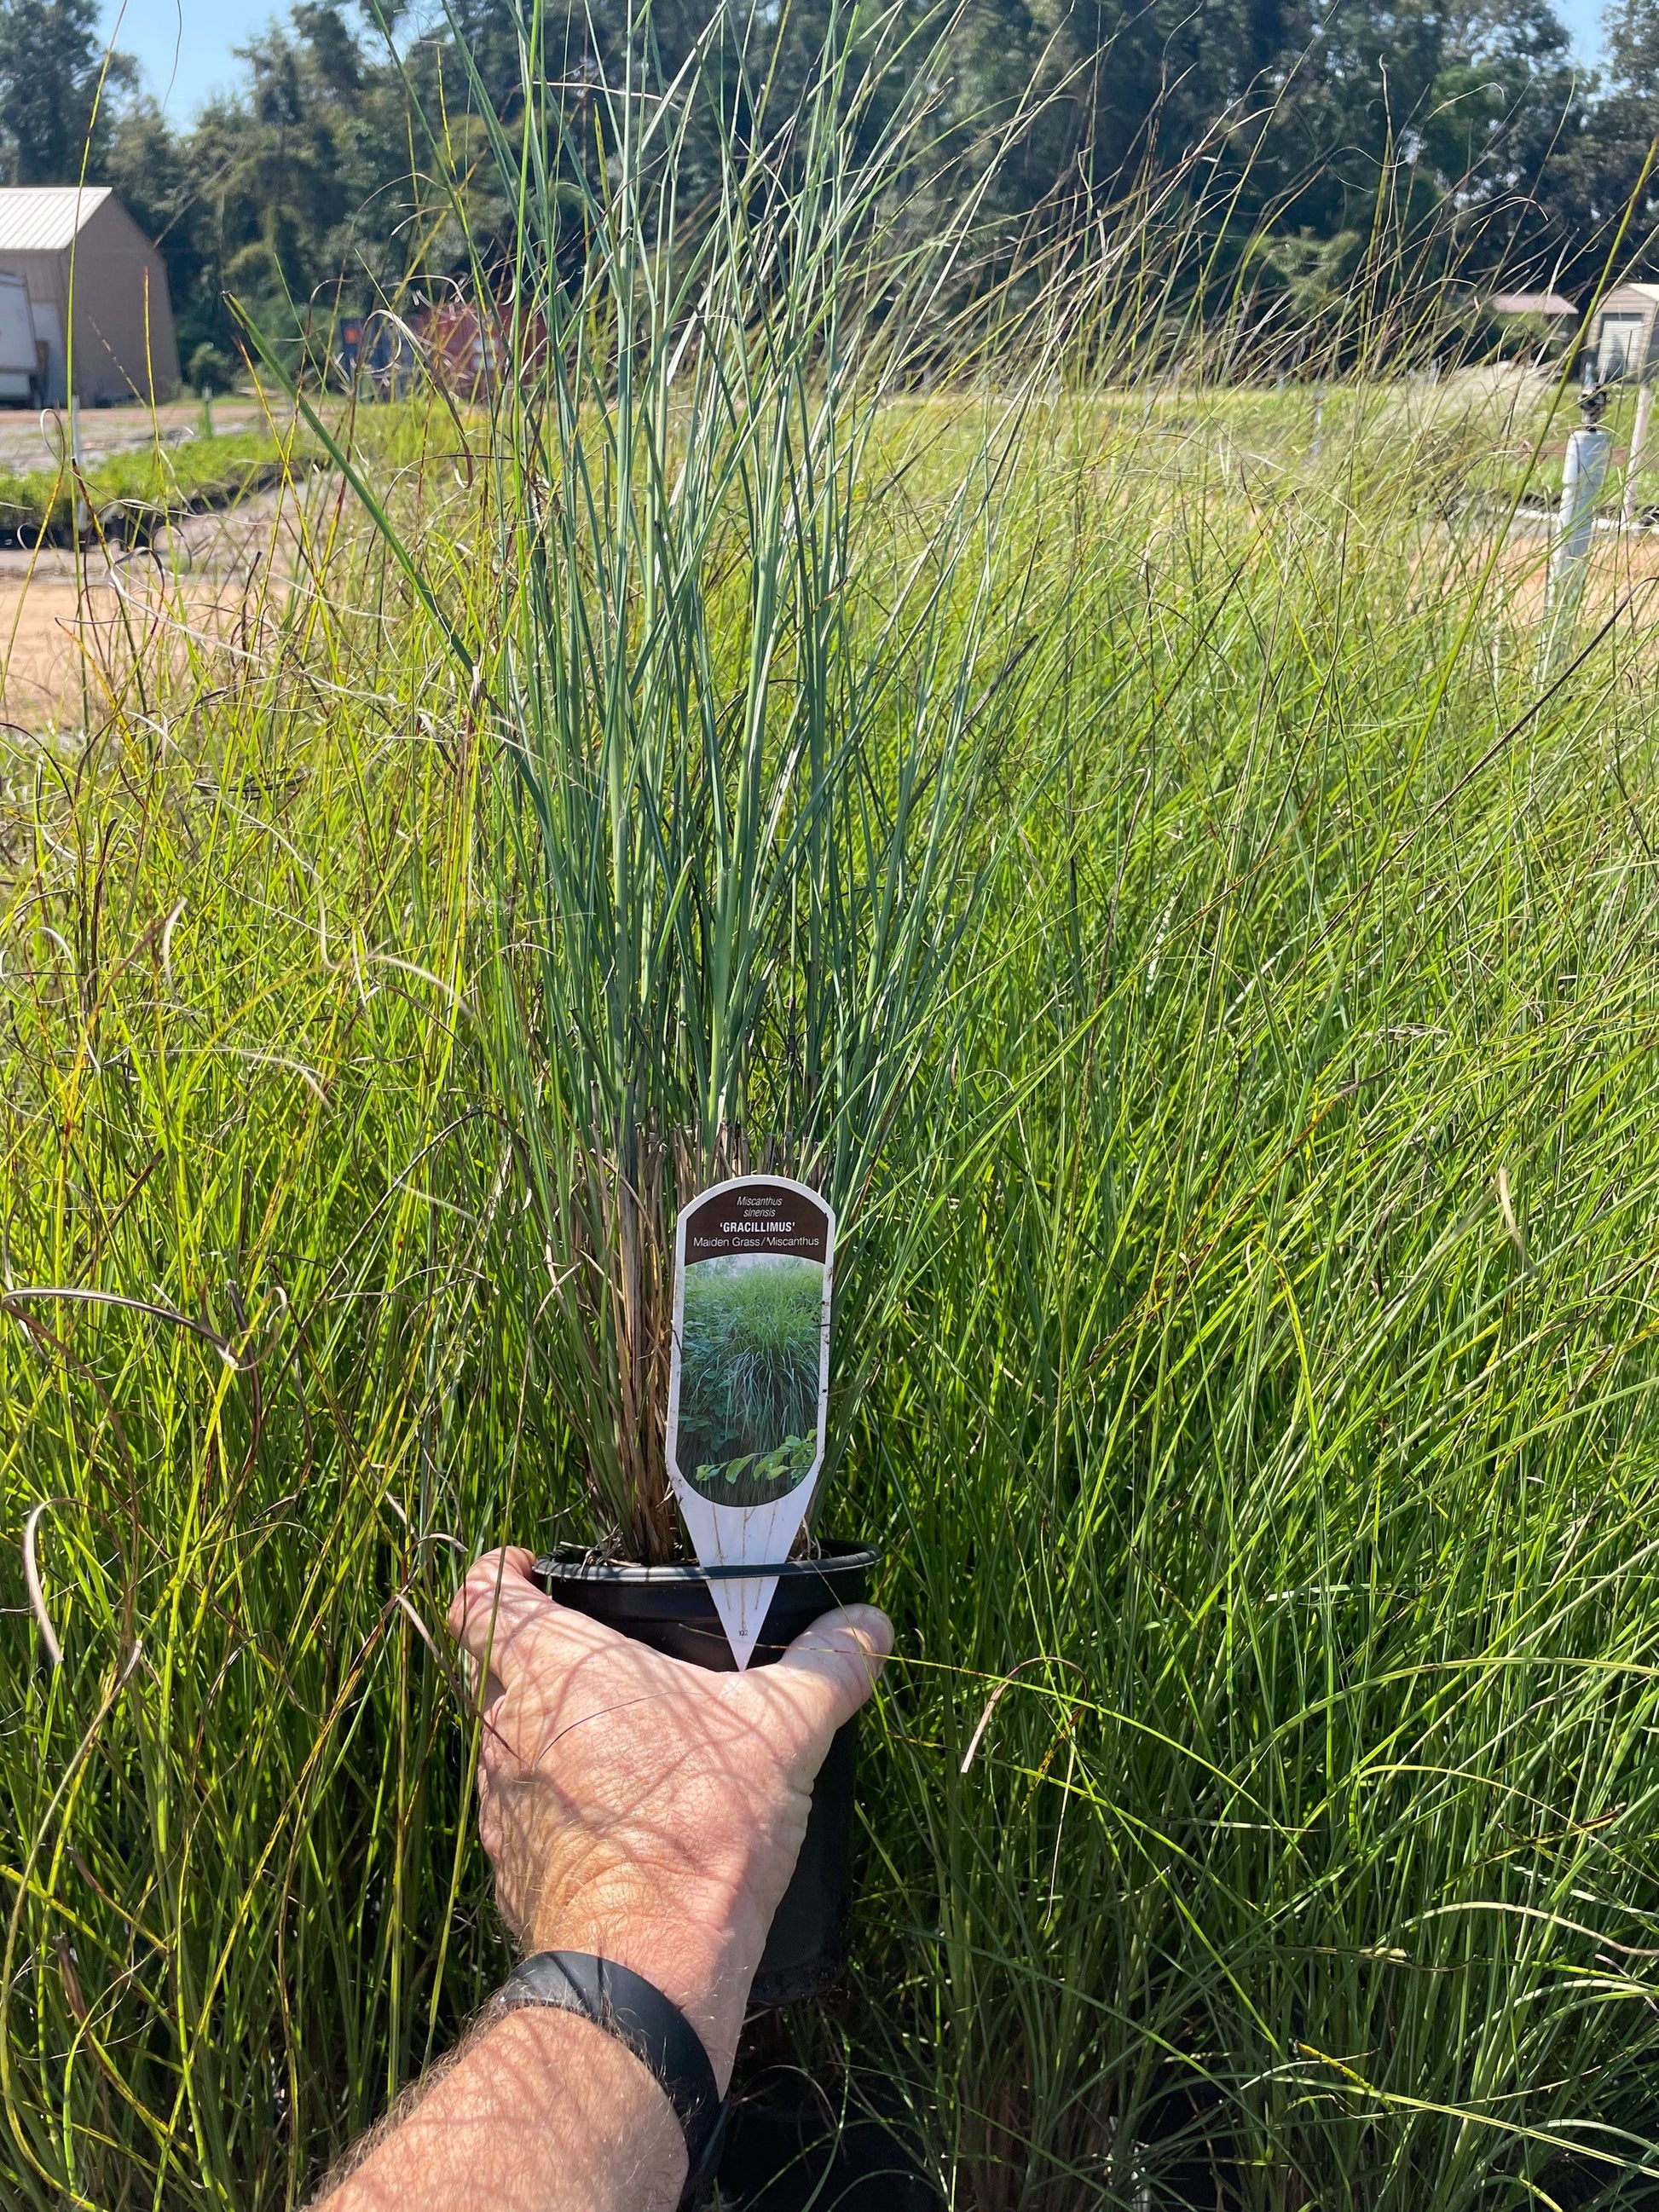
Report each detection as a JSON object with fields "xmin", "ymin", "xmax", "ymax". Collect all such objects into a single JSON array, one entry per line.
[
  {"xmin": 475, "ymin": 15, "xmax": 1013, "ymax": 1995},
  {"xmin": 471, "ymin": 16, "xmax": 1030, "ymax": 1995},
  {"xmin": 298, "ymin": 0, "xmax": 1033, "ymax": 1995}
]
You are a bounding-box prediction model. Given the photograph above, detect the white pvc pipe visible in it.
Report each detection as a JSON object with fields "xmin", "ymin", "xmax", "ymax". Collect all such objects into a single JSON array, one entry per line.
[
  {"xmin": 1548, "ymin": 424, "xmax": 1611, "ymax": 616},
  {"xmin": 1625, "ymin": 383, "xmax": 1653, "ymax": 524}
]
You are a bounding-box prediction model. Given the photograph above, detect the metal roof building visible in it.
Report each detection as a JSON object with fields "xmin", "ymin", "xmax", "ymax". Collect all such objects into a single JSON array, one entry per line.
[
  {"xmin": 0, "ymin": 187, "xmax": 180, "ymax": 407},
  {"xmin": 1491, "ymin": 292, "xmax": 1578, "ymax": 319}
]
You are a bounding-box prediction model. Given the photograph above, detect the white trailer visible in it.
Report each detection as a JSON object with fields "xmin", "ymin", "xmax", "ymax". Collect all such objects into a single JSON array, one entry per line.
[{"xmin": 0, "ymin": 271, "xmax": 42, "ymax": 404}]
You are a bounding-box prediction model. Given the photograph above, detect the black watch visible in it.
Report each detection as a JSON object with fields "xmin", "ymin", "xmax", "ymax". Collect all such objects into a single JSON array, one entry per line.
[{"xmin": 492, "ymin": 1951, "xmax": 727, "ymax": 2208}]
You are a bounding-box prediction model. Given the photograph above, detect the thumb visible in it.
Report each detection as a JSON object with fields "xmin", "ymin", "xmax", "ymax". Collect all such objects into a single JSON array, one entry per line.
[
  {"xmin": 448, "ymin": 1546, "xmax": 546, "ymax": 1695},
  {"xmin": 766, "ymin": 1603, "xmax": 893, "ymax": 1748}
]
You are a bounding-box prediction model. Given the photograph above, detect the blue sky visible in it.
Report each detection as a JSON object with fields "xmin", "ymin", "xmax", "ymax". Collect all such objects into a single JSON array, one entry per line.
[
  {"xmin": 1557, "ymin": 0, "xmax": 1610, "ymax": 67},
  {"xmin": 102, "ymin": 0, "xmax": 1612, "ymax": 125},
  {"xmin": 100, "ymin": 0, "xmax": 413, "ymax": 116},
  {"xmin": 103, "ymin": 0, "xmax": 276, "ymax": 116}
]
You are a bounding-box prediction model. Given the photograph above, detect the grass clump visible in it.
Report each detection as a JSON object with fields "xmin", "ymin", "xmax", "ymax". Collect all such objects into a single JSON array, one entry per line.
[{"xmin": 300, "ymin": 9, "xmax": 1038, "ymax": 1564}]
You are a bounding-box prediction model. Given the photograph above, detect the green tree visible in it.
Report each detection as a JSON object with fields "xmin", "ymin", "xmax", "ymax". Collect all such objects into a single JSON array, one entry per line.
[
  {"xmin": 0, "ymin": 0, "xmax": 134, "ymax": 183},
  {"xmin": 1534, "ymin": 0, "xmax": 1659, "ymax": 297},
  {"xmin": 33, "ymin": 0, "xmax": 1611, "ymax": 387}
]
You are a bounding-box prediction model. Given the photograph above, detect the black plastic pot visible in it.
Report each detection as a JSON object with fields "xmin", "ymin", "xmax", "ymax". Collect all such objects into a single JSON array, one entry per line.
[{"xmin": 532, "ymin": 1541, "xmax": 878, "ymax": 2006}]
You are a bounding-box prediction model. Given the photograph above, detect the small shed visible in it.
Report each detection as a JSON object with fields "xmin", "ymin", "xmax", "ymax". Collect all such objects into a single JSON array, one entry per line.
[
  {"xmin": 1489, "ymin": 292, "xmax": 1578, "ymax": 359},
  {"xmin": 1585, "ymin": 283, "xmax": 1659, "ymax": 385},
  {"xmin": 0, "ymin": 187, "xmax": 179, "ymax": 407}
]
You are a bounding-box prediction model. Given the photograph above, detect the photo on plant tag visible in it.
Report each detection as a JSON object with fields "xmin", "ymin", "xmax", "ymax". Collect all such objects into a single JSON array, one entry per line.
[
  {"xmin": 678, "ymin": 1255, "xmax": 823, "ymax": 1505},
  {"xmin": 668, "ymin": 1178, "xmax": 834, "ymax": 1511}
]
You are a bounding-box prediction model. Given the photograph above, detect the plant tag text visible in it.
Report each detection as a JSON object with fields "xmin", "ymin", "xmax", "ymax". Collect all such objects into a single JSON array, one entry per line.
[{"xmin": 666, "ymin": 1174, "xmax": 835, "ymax": 1667}]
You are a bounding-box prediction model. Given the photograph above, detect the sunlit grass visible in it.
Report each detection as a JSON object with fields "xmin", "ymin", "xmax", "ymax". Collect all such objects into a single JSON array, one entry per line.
[
  {"xmin": 7, "ymin": 57, "xmax": 1659, "ymax": 2212},
  {"xmin": 0, "ymin": 428, "xmax": 318, "ymax": 546}
]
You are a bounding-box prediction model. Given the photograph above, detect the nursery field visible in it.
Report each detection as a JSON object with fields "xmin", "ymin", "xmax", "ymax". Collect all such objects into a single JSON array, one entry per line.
[
  {"xmin": 6, "ymin": 352, "xmax": 1659, "ymax": 2210},
  {"xmin": 14, "ymin": 17, "xmax": 1659, "ymax": 2178}
]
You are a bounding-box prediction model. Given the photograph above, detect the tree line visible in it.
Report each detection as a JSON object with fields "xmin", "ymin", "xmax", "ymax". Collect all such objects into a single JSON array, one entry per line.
[{"xmin": 2, "ymin": 0, "xmax": 1658, "ymax": 389}]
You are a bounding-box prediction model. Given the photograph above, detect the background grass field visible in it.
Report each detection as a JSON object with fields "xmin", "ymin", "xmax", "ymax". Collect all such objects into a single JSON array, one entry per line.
[
  {"xmin": 6, "ymin": 354, "xmax": 1659, "ymax": 2210},
  {"xmin": 0, "ymin": 429, "xmax": 313, "ymax": 546}
]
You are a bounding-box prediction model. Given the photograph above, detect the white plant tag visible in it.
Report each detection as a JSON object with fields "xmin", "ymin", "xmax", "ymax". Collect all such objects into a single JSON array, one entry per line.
[{"xmin": 666, "ymin": 1173, "xmax": 835, "ymax": 1668}]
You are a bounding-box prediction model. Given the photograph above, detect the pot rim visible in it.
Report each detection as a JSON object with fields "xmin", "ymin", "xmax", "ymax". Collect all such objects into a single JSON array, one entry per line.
[{"xmin": 535, "ymin": 1537, "xmax": 880, "ymax": 1585}]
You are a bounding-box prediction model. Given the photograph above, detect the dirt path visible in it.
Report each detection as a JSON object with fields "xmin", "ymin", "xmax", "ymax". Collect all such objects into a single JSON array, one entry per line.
[
  {"xmin": 0, "ymin": 488, "xmax": 312, "ymax": 731},
  {"xmin": 1474, "ymin": 511, "xmax": 1659, "ymax": 638},
  {"xmin": 1, "ymin": 396, "xmax": 322, "ymax": 732}
]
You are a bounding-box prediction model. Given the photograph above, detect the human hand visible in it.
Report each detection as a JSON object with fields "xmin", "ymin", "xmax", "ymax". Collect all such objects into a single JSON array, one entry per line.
[{"xmin": 448, "ymin": 1548, "xmax": 893, "ymax": 2088}]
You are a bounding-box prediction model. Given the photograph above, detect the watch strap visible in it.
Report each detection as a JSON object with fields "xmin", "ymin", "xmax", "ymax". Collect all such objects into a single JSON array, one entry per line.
[{"xmin": 493, "ymin": 1951, "xmax": 726, "ymax": 2205}]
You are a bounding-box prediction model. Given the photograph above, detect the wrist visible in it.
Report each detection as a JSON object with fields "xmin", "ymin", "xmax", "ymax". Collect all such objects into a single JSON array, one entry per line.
[
  {"xmin": 528, "ymin": 1884, "xmax": 761, "ymax": 2088},
  {"xmin": 488, "ymin": 2010, "xmax": 687, "ymax": 2209}
]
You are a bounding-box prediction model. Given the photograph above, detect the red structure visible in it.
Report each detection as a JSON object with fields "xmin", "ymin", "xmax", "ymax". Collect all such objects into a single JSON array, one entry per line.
[{"xmin": 413, "ymin": 296, "xmax": 548, "ymax": 401}]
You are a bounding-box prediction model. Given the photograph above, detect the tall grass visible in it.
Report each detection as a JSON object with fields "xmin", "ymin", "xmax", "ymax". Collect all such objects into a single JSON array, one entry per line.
[
  {"xmin": 326, "ymin": 0, "xmax": 1050, "ymax": 1561},
  {"xmin": 0, "ymin": 417, "xmax": 512, "ymax": 2208},
  {"xmin": 8, "ymin": 24, "xmax": 1659, "ymax": 2210},
  {"xmin": 853, "ymin": 399, "xmax": 1659, "ymax": 2209}
]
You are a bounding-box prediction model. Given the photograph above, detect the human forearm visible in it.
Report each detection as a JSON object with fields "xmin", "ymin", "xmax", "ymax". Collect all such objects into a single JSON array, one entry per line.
[
  {"xmin": 319, "ymin": 1554, "xmax": 891, "ymax": 2211},
  {"xmin": 316, "ymin": 2007, "xmax": 686, "ymax": 2212}
]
